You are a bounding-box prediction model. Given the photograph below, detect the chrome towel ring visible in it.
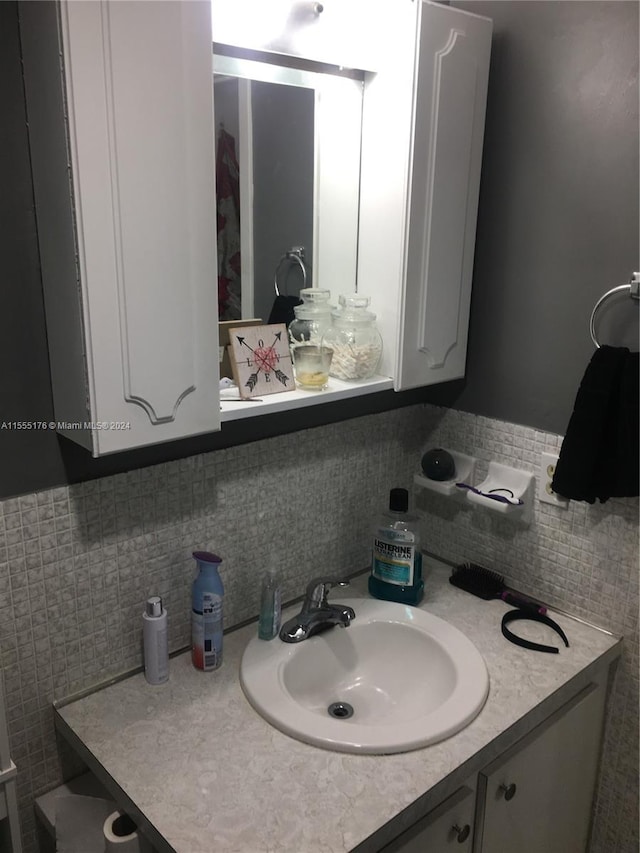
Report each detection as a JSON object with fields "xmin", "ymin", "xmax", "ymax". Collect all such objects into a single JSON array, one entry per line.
[
  {"xmin": 274, "ymin": 246, "xmax": 307, "ymax": 297},
  {"xmin": 589, "ymin": 272, "xmax": 640, "ymax": 348}
]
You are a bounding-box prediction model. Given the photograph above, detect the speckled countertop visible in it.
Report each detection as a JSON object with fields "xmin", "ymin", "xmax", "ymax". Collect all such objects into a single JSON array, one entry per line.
[{"xmin": 55, "ymin": 559, "xmax": 621, "ymax": 853}]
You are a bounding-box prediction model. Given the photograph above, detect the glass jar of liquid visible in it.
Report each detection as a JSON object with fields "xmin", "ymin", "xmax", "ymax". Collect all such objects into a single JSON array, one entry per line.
[{"xmin": 289, "ymin": 288, "xmax": 334, "ymax": 390}]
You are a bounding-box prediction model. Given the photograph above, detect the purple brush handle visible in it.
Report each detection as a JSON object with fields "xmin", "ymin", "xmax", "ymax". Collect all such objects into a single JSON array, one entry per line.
[{"xmin": 501, "ymin": 590, "xmax": 547, "ymax": 615}]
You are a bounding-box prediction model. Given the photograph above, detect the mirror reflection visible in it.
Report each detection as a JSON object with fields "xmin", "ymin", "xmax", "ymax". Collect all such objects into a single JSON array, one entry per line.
[
  {"xmin": 214, "ymin": 72, "xmax": 314, "ymax": 321},
  {"xmin": 213, "ymin": 52, "xmax": 363, "ymax": 323}
]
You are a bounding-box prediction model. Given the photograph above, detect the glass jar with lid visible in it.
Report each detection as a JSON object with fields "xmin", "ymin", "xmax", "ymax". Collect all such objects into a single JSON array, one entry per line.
[
  {"xmin": 288, "ymin": 288, "xmax": 333, "ymax": 347},
  {"xmin": 288, "ymin": 288, "xmax": 334, "ymax": 391},
  {"xmin": 322, "ymin": 293, "xmax": 383, "ymax": 381}
]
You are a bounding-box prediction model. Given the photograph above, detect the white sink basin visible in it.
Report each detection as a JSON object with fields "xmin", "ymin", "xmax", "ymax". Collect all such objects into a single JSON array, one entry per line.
[{"xmin": 240, "ymin": 597, "xmax": 489, "ymax": 754}]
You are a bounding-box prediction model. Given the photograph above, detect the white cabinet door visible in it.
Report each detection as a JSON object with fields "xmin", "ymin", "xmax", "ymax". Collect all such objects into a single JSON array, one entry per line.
[
  {"xmin": 359, "ymin": 1, "xmax": 492, "ymax": 390},
  {"xmin": 381, "ymin": 784, "xmax": 477, "ymax": 853},
  {"xmin": 400, "ymin": 2, "xmax": 492, "ymax": 390},
  {"xmin": 476, "ymin": 682, "xmax": 607, "ymax": 853},
  {"xmin": 21, "ymin": 0, "xmax": 220, "ymax": 456}
]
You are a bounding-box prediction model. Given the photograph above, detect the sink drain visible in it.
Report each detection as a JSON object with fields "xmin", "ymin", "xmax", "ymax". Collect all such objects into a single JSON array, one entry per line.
[{"xmin": 328, "ymin": 701, "xmax": 354, "ymax": 719}]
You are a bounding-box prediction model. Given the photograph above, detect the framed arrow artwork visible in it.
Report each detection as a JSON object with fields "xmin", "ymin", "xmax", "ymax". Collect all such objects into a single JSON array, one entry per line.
[{"xmin": 227, "ymin": 323, "xmax": 295, "ymax": 398}]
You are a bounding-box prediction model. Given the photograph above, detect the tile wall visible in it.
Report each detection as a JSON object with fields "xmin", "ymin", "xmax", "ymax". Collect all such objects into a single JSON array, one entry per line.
[{"xmin": 1, "ymin": 404, "xmax": 637, "ymax": 853}]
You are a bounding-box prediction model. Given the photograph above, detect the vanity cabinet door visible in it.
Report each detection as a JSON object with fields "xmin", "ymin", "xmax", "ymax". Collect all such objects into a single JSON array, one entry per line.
[
  {"xmin": 381, "ymin": 784, "xmax": 476, "ymax": 853},
  {"xmin": 475, "ymin": 682, "xmax": 607, "ymax": 853},
  {"xmin": 20, "ymin": 0, "xmax": 220, "ymax": 456},
  {"xmin": 359, "ymin": 1, "xmax": 492, "ymax": 390}
]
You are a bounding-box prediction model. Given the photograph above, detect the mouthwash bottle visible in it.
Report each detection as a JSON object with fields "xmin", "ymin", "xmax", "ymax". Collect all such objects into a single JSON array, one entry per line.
[{"xmin": 369, "ymin": 488, "xmax": 424, "ymax": 605}]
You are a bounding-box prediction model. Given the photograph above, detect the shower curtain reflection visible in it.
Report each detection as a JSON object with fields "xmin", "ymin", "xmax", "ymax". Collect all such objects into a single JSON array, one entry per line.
[{"xmin": 216, "ymin": 124, "xmax": 242, "ymax": 321}]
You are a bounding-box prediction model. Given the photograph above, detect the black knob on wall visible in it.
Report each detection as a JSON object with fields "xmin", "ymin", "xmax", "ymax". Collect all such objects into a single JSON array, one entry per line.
[
  {"xmin": 499, "ymin": 782, "xmax": 517, "ymax": 801},
  {"xmin": 451, "ymin": 823, "xmax": 471, "ymax": 843}
]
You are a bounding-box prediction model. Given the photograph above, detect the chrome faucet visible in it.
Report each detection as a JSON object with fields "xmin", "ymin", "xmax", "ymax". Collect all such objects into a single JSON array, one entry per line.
[{"xmin": 279, "ymin": 576, "xmax": 356, "ymax": 643}]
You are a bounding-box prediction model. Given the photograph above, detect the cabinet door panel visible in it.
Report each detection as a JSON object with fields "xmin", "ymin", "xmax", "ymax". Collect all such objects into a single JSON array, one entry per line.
[
  {"xmin": 382, "ymin": 785, "xmax": 476, "ymax": 853},
  {"xmin": 22, "ymin": 0, "xmax": 220, "ymax": 456},
  {"xmin": 398, "ymin": 2, "xmax": 491, "ymax": 389},
  {"xmin": 97, "ymin": 2, "xmax": 205, "ymax": 424},
  {"xmin": 62, "ymin": 0, "xmax": 220, "ymax": 453},
  {"xmin": 477, "ymin": 682, "xmax": 606, "ymax": 853}
]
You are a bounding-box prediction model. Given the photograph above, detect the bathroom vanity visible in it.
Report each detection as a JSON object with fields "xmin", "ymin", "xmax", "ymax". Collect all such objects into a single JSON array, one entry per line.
[{"xmin": 53, "ymin": 560, "xmax": 620, "ymax": 853}]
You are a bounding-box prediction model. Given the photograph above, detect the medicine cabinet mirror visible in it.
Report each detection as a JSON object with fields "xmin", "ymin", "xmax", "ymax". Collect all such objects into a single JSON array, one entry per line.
[{"xmin": 213, "ymin": 51, "xmax": 364, "ymax": 323}]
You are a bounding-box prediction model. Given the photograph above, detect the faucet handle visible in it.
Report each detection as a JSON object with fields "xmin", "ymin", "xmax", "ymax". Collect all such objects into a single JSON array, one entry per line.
[{"xmin": 304, "ymin": 576, "xmax": 350, "ymax": 609}]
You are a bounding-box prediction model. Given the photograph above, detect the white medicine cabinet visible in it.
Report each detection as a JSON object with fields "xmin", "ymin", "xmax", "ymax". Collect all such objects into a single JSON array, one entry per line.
[{"xmin": 20, "ymin": 0, "xmax": 492, "ymax": 456}]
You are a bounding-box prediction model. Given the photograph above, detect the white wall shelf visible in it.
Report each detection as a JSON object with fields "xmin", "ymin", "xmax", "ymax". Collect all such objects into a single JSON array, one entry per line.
[
  {"xmin": 465, "ymin": 462, "xmax": 535, "ymax": 522},
  {"xmin": 415, "ymin": 457, "xmax": 534, "ymax": 523},
  {"xmin": 220, "ymin": 375, "xmax": 394, "ymax": 422}
]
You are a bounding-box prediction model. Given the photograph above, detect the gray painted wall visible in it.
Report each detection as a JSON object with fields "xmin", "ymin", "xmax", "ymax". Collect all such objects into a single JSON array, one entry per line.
[
  {"xmin": 442, "ymin": 0, "xmax": 639, "ymax": 434},
  {"xmin": 0, "ymin": 2, "xmax": 65, "ymax": 495},
  {"xmin": 1, "ymin": 0, "xmax": 637, "ymax": 496}
]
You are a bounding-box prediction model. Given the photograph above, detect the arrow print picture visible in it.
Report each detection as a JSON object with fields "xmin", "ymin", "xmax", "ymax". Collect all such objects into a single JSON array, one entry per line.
[{"xmin": 228, "ymin": 323, "xmax": 295, "ymax": 398}]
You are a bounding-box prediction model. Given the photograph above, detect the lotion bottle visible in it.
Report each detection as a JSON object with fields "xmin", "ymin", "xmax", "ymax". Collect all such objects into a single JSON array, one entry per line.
[
  {"xmin": 191, "ymin": 551, "xmax": 224, "ymax": 671},
  {"xmin": 142, "ymin": 595, "xmax": 169, "ymax": 684},
  {"xmin": 369, "ymin": 488, "xmax": 424, "ymax": 605}
]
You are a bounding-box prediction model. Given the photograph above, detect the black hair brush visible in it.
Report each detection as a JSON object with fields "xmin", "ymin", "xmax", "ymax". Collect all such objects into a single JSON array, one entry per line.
[{"xmin": 450, "ymin": 562, "xmax": 547, "ymax": 615}]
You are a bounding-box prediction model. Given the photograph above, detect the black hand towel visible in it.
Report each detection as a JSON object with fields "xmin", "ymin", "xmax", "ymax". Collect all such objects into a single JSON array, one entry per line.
[{"xmin": 552, "ymin": 345, "xmax": 639, "ymax": 503}]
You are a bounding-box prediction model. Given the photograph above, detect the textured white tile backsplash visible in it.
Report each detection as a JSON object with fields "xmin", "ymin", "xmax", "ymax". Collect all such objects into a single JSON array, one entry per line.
[{"xmin": 0, "ymin": 403, "xmax": 637, "ymax": 853}]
